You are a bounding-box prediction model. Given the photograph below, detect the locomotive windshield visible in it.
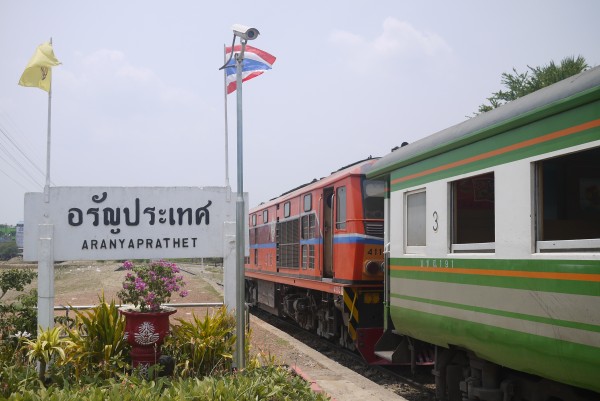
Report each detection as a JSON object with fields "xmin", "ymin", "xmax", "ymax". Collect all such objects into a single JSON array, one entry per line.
[{"xmin": 362, "ymin": 179, "xmax": 385, "ymax": 219}]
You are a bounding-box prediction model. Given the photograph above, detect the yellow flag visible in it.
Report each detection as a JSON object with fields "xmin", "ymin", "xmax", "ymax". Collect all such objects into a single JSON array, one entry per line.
[{"xmin": 18, "ymin": 42, "xmax": 61, "ymax": 92}]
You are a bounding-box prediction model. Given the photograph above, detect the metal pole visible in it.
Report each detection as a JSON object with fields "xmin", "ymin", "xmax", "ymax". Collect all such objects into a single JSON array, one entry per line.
[
  {"xmin": 223, "ymin": 45, "xmax": 230, "ymax": 190},
  {"xmin": 234, "ymin": 40, "xmax": 247, "ymax": 370},
  {"xmin": 45, "ymin": 85, "xmax": 52, "ymax": 195},
  {"xmin": 44, "ymin": 38, "xmax": 53, "ymax": 201},
  {"xmin": 221, "ymin": 45, "xmax": 235, "ymax": 315},
  {"xmin": 38, "ymin": 37, "xmax": 55, "ymax": 332}
]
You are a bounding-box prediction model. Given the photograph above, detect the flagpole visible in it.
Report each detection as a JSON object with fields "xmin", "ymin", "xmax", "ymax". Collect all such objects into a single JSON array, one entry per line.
[
  {"xmin": 222, "ymin": 45, "xmax": 237, "ymax": 331},
  {"xmin": 218, "ymin": 28, "xmax": 271, "ymax": 371},
  {"xmin": 45, "ymin": 83, "xmax": 52, "ymax": 200},
  {"xmin": 38, "ymin": 37, "xmax": 55, "ymax": 333},
  {"xmin": 44, "ymin": 38, "xmax": 53, "ymax": 203},
  {"xmin": 234, "ymin": 39, "xmax": 247, "ymax": 370},
  {"xmin": 223, "ymin": 45, "xmax": 230, "ymax": 190}
]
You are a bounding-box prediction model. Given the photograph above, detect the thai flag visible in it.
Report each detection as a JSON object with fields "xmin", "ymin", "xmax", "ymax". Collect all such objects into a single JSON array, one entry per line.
[{"xmin": 225, "ymin": 45, "xmax": 276, "ymax": 94}]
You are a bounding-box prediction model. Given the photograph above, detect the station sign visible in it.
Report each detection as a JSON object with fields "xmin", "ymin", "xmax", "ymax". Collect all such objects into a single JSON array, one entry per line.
[{"xmin": 23, "ymin": 186, "xmax": 244, "ymax": 261}]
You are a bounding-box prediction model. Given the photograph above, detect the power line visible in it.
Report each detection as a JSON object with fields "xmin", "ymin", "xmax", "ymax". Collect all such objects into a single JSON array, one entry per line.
[
  {"xmin": 0, "ymin": 165, "xmax": 33, "ymax": 191},
  {"xmin": 0, "ymin": 120, "xmax": 46, "ymax": 179},
  {"xmin": 0, "ymin": 110, "xmax": 54, "ymax": 189},
  {"xmin": 0, "ymin": 133, "xmax": 44, "ymax": 187}
]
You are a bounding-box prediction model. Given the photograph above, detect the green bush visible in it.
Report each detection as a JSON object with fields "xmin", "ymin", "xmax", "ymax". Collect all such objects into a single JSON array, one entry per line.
[
  {"xmin": 0, "ymin": 330, "xmax": 37, "ymax": 398},
  {"xmin": 0, "ymin": 299, "xmax": 328, "ymax": 401},
  {"xmin": 163, "ymin": 306, "xmax": 237, "ymax": 378},
  {"xmin": 66, "ymin": 294, "xmax": 130, "ymax": 380},
  {"xmin": 0, "ymin": 242, "xmax": 19, "ymax": 261},
  {"xmin": 0, "ymin": 366, "xmax": 329, "ymax": 401},
  {"xmin": 22, "ymin": 326, "xmax": 71, "ymax": 382},
  {"xmin": 0, "ymin": 269, "xmax": 37, "ymax": 342}
]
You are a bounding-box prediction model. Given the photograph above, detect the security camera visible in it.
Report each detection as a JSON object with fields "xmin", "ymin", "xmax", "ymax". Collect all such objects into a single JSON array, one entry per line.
[{"xmin": 232, "ymin": 24, "xmax": 260, "ymax": 41}]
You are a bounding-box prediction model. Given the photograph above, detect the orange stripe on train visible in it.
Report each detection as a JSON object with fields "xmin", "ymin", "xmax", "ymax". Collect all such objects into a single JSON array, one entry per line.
[
  {"xmin": 391, "ymin": 266, "xmax": 600, "ymax": 282},
  {"xmin": 392, "ymin": 119, "xmax": 600, "ymax": 185}
]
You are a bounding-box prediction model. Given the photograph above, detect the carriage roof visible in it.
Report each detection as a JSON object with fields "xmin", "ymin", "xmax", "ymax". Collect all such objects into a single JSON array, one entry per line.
[
  {"xmin": 368, "ymin": 65, "xmax": 600, "ymax": 179},
  {"xmin": 250, "ymin": 157, "xmax": 378, "ymax": 212}
]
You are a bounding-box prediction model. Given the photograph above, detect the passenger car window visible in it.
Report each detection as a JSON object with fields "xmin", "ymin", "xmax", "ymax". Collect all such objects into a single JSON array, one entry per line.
[
  {"xmin": 406, "ymin": 189, "xmax": 426, "ymax": 253},
  {"xmin": 536, "ymin": 146, "xmax": 600, "ymax": 252},
  {"xmin": 451, "ymin": 172, "xmax": 495, "ymax": 253}
]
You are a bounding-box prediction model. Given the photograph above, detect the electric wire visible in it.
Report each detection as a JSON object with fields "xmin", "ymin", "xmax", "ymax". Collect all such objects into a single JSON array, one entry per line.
[
  {"xmin": 0, "ymin": 114, "xmax": 47, "ymax": 180},
  {"xmin": 0, "ymin": 124, "xmax": 46, "ymax": 178},
  {"xmin": 0, "ymin": 110, "xmax": 51, "ymax": 190},
  {"xmin": 0, "ymin": 165, "xmax": 31, "ymax": 191},
  {"xmin": 0, "ymin": 138, "xmax": 43, "ymax": 188}
]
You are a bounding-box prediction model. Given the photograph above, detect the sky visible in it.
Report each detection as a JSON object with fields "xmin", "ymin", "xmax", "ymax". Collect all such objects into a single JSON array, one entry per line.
[{"xmin": 1, "ymin": 1, "xmax": 599, "ymax": 225}]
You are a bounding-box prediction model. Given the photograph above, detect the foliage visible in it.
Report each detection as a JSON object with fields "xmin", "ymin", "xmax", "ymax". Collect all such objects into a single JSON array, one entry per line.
[
  {"xmin": 117, "ymin": 260, "xmax": 188, "ymax": 312},
  {"xmin": 0, "ymin": 331, "xmax": 36, "ymax": 397},
  {"xmin": 0, "ymin": 361, "xmax": 38, "ymax": 398},
  {"xmin": 0, "ymin": 242, "xmax": 19, "ymax": 261},
  {"xmin": 0, "ymin": 267, "xmax": 322, "ymax": 399},
  {"xmin": 0, "ymin": 269, "xmax": 35, "ymax": 301},
  {"xmin": 66, "ymin": 294, "xmax": 130, "ymax": 380},
  {"xmin": 476, "ymin": 55, "xmax": 589, "ymax": 114},
  {"xmin": 22, "ymin": 326, "xmax": 72, "ymax": 381},
  {"xmin": 0, "ymin": 224, "xmax": 16, "ymax": 240},
  {"xmin": 163, "ymin": 307, "xmax": 237, "ymax": 378},
  {"xmin": 165, "ymin": 365, "xmax": 330, "ymax": 400},
  {"xmin": 0, "ymin": 365, "xmax": 329, "ymax": 401},
  {"xmin": 0, "ymin": 269, "xmax": 37, "ymax": 342},
  {"xmin": 0, "ymin": 300, "xmax": 327, "ymax": 401},
  {"xmin": 2, "ymin": 290, "xmax": 38, "ymax": 341}
]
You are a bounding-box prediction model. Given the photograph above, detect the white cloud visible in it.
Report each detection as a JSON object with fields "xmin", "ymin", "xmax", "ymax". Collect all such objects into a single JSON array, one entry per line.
[
  {"xmin": 62, "ymin": 49, "xmax": 196, "ymax": 106},
  {"xmin": 329, "ymin": 17, "xmax": 453, "ymax": 73},
  {"xmin": 374, "ymin": 17, "xmax": 452, "ymax": 57},
  {"xmin": 329, "ymin": 30, "xmax": 366, "ymax": 48},
  {"xmin": 82, "ymin": 49, "xmax": 126, "ymax": 66}
]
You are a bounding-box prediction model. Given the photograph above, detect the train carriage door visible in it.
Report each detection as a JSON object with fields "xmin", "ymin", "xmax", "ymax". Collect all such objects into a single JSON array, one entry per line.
[{"xmin": 323, "ymin": 187, "xmax": 334, "ymax": 279}]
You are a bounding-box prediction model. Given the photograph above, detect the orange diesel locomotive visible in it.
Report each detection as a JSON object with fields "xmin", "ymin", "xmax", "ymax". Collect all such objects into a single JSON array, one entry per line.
[{"xmin": 245, "ymin": 158, "xmax": 387, "ymax": 363}]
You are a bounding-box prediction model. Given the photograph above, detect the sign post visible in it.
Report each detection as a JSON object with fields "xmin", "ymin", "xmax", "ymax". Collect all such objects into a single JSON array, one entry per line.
[{"xmin": 37, "ymin": 224, "xmax": 54, "ymax": 330}]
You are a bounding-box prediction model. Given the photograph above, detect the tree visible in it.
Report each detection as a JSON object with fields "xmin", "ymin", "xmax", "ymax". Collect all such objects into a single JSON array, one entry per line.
[
  {"xmin": 0, "ymin": 268, "xmax": 37, "ymax": 340},
  {"xmin": 0, "ymin": 241, "xmax": 19, "ymax": 261},
  {"xmin": 477, "ymin": 56, "xmax": 589, "ymax": 114}
]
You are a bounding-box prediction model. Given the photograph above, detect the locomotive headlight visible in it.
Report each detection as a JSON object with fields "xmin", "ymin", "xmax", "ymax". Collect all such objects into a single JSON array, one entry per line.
[
  {"xmin": 364, "ymin": 260, "xmax": 381, "ymax": 275},
  {"xmin": 363, "ymin": 292, "xmax": 381, "ymax": 304},
  {"xmin": 372, "ymin": 292, "xmax": 380, "ymax": 303}
]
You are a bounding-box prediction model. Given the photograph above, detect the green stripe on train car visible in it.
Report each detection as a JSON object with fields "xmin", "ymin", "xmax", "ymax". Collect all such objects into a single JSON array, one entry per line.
[
  {"xmin": 389, "ymin": 258, "xmax": 600, "ymax": 296},
  {"xmin": 390, "ymin": 100, "xmax": 600, "ymax": 191},
  {"xmin": 390, "ymin": 305, "xmax": 600, "ymax": 393},
  {"xmin": 391, "ymin": 293, "xmax": 600, "ymax": 333},
  {"xmin": 391, "ymin": 257, "xmax": 600, "ymax": 273},
  {"xmin": 389, "ymin": 268, "xmax": 600, "ymax": 296}
]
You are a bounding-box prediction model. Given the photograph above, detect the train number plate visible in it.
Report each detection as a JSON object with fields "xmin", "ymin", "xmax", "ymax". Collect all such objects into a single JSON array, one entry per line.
[{"xmin": 364, "ymin": 246, "xmax": 383, "ymax": 258}]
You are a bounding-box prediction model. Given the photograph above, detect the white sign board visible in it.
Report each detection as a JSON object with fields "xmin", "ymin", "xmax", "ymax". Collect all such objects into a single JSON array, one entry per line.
[
  {"xmin": 24, "ymin": 186, "xmax": 246, "ymax": 261},
  {"xmin": 16, "ymin": 221, "xmax": 24, "ymax": 248}
]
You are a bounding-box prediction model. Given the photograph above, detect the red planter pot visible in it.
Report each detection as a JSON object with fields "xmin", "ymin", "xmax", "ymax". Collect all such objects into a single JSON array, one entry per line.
[{"xmin": 120, "ymin": 307, "xmax": 176, "ymax": 368}]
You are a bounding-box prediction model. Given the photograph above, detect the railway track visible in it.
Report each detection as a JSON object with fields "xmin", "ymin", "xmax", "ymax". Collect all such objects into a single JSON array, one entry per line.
[{"xmin": 251, "ymin": 308, "xmax": 436, "ymax": 401}]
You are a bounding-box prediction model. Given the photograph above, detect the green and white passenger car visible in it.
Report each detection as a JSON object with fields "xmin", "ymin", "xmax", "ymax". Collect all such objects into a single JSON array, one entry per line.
[{"xmin": 369, "ymin": 66, "xmax": 600, "ymax": 401}]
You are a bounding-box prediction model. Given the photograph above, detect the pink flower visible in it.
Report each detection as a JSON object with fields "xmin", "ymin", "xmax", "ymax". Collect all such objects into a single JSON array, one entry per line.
[
  {"xmin": 117, "ymin": 260, "xmax": 187, "ymax": 312},
  {"xmin": 134, "ymin": 277, "xmax": 147, "ymax": 291}
]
